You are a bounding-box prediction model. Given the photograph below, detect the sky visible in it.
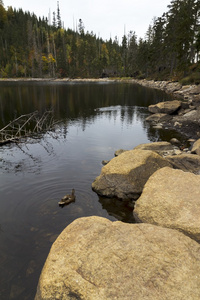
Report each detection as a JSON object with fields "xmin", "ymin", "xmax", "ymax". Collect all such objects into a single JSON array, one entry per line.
[{"xmin": 3, "ymin": 0, "xmax": 171, "ymax": 41}]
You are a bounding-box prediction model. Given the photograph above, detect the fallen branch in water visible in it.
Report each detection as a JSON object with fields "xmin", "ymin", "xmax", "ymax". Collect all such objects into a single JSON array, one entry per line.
[{"xmin": 0, "ymin": 110, "xmax": 58, "ymax": 146}]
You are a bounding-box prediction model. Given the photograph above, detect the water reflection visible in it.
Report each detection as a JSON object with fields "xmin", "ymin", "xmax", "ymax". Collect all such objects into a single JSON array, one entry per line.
[
  {"xmin": 146, "ymin": 121, "xmax": 189, "ymax": 144},
  {"xmin": 0, "ymin": 81, "xmax": 171, "ymax": 129},
  {"xmin": 99, "ymin": 196, "xmax": 136, "ymax": 223}
]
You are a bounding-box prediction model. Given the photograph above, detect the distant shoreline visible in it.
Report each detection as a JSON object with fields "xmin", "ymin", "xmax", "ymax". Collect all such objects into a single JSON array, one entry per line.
[{"xmin": 0, "ymin": 77, "xmax": 116, "ymax": 82}]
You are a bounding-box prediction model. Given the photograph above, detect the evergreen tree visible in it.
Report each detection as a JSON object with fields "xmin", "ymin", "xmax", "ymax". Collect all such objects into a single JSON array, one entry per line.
[
  {"xmin": 121, "ymin": 34, "xmax": 128, "ymax": 75},
  {"xmin": 127, "ymin": 31, "xmax": 138, "ymax": 76},
  {"xmin": 52, "ymin": 11, "xmax": 56, "ymax": 28},
  {"xmin": 0, "ymin": 1, "xmax": 7, "ymax": 29},
  {"xmin": 165, "ymin": 0, "xmax": 199, "ymax": 75},
  {"xmin": 57, "ymin": 1, "xmax": 62, "ymax": 29},
  {"xmin": 150, "ymin": 15, "xmax": 167, "ymax": 76},
  {"xmin": 78, "ymin": 19, "xmax": 84, "ymax": 36}
]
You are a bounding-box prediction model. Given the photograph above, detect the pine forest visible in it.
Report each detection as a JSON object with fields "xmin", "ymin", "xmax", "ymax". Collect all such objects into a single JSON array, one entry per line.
[{"xmin": 0, "ymin": 0, "xmax": 200, "ymax": 83}]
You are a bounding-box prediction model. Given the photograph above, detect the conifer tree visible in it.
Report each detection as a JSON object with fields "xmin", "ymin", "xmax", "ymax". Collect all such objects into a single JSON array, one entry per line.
[
  {"xmin": 127, "ymin": 31, "xmax": 138, "ymax": 76},
  {"xmin": 52, "ymin": 11, "xmax": 56, "ymax": 28},
  {"xmin": 0, "ymin": 0, "xmax": 7, "ymax": 29},
  {"xmin": 121, "ymin": 34, "xmax": 128, "ymax": 75},
  {"xmin": 78, "ymin": 19, "xmax": 84, "ymax": 35},
  {"xmin": 57, "ymin": 1, "xmax": 61, "ymax": 28},
  {"xmin": 165, "ymin": 0, "xmax": 199, "ymax": 75}
]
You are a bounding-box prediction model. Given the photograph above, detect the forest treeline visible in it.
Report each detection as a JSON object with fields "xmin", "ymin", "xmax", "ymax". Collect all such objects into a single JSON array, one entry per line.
[{"xmin": 0, "ymin": 0, "xmax": 200, "ymax": 82}]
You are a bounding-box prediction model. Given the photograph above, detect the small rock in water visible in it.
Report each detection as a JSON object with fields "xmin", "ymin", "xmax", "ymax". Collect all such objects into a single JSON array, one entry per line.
[{"xmin": 102, "ymin": 160, "xmax": 110, "ymax": 165}]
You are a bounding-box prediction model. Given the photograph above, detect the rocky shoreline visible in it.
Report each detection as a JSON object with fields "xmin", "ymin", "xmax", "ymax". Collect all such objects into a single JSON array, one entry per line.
[
  {"xmin": 34, "ymin": 79, "xmax": 200, "ymax": 300},
  {"xmin": 130, "ymin": 79, "xmax": 200, "ymax": 140},
  {"xmin": 35, "ymin": 140, "xmax": 200, "ymax": 300},
  {"xmin": 129, "ymin": 78, "xmax": 200, "ymax": 102}
]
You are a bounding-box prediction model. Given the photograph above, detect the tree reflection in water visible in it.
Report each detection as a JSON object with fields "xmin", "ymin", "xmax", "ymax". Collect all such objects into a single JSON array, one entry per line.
[{"xmin": 99, "ymin": 196, "xmax": 136, "ymax": 223}]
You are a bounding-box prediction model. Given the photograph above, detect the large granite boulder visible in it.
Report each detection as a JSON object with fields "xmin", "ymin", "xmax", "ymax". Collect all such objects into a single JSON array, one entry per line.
[
  {"xmin": 166, "ymin": 153, "xmax": 200, "ymax": 174},
  {"xmin": 148, "ymin": 100, "xmax": 181, "ymax": 114},
  {"xmin": 134, "ymin": 141, "xmax": 178, "ymax": 157},
  {"xmin": 134, "ymin": 167, "xmax": 200, "ymax": 241},
  {"xmin": 92, "ymin": 149, "xmax": 172, "ymax": 199},
  {"xmin": 35, "ymin": 216, "xmax": 200, "ymax": 300}
]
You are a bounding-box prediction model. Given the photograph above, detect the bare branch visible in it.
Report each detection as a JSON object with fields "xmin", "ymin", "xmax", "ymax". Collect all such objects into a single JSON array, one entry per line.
[{"xmin": 0, "ymin": 110, "xmax": 58, "ymax": 146}]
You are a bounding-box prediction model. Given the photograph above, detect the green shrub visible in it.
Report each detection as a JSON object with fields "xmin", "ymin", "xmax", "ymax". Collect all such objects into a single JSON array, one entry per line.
[{"xmin": 179, "ymin": 72, "xmax": 200, "ymax": 85}]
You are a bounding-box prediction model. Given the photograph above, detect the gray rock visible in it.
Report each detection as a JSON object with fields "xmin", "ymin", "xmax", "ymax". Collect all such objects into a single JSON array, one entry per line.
[
  {"xmin": 191, "ymin": 85, "xmax": 200, "ymax": 94},
  {"xmin": 180, "ymin": 101, "xmax": 190, "ymax": 109},
  {"xmin": 134, "ymin": 167, "xmax": 200, "ymax": 241},
  {"xmin": 174, "ymin": 121, "xmax": 182, "ymax": 127},
  {"xmin": 145, "ymin": 113, "xmax": 172, "ymax": 123},
  {"xmin": 92, "ymin": 149, "xmax": 172, "ymax": 199},
  {"xmin": 170, "ymin": 138, "xmax": 181, "ymax": 147},
  {"xmin": 153, "ymin": 123, "xmax": 163, "ymax": 129},
  {"xmin": 166, "ymin": 153, "xmax": 200, "ymax": 174},
  {"xmin": 134, "ymin": 141, "xmax": 178, "ymax": 157},
  {"xmin": 182, "ymin": 110, "xmax": 197, "ymax": 119},
  {"xmin": 173, "ymin": 149, "xmax": 183, "ymax": 155},
  {"xmin": 188, "ymin": 139, "xmax": 196, "ymax": 143},
  {"xmin": 148, "ymin": 100, "xmax": 181, "ymax": 114},
  {"xmin": 191, "ymin": 139, "xmax": 200, "ymax": 155},
  {"xmin": 165, "ymin": 82, "xmax": 182, "ymax": 93},
  {"xmin": 35, "ymin": 216, "xmax": 200, "ymax": 300}
]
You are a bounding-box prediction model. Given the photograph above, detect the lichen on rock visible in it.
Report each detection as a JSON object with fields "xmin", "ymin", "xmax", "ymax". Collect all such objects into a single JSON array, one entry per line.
[
  {"xmin": 35, "ymin": 216, "xmax": 200, "ymax": 300},
  {"xmin": 92, "ymin": 149, "xmax": 172, "ymax": 199},
  {"xmin": 134, "ymin": 167, "xmax": 200, "ymax": 241}
]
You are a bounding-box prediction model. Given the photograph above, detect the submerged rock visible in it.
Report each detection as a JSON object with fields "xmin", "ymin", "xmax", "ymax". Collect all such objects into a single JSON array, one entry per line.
[
  {"xmin": 92, "ymin": 149, "xmax": 172, "ymax": 199},
  {"xmin": 145, "ymin": 113, "xmax": 172, "ymax": 123},
  {"xmin": 134, "ymin": 167, "xmax": 200, "ymax": 241},
  {"xmin": 35, "ymin": 216, "xmax": 200, "ymax": 300}
]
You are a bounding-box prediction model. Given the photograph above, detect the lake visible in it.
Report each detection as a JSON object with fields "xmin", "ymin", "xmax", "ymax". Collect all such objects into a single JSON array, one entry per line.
[{"xmin": 0, "ymin": 81, "xmax": 182, "ymax": 299}]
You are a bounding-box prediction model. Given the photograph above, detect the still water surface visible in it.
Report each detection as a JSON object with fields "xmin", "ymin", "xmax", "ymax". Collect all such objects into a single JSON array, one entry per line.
[{"xmin": 0, "ymin": 81, "xmax": 179, "ymax": 299}]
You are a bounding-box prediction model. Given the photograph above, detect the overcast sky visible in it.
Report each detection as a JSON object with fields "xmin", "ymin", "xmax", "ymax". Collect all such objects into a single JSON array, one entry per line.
[{"xmin": 3, "ymin": 0, "xmax": 171, "ymax": 41}]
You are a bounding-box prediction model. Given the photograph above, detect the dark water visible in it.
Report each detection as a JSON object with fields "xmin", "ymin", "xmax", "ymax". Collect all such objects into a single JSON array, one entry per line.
[{"xmin": 0, "ymin": 81, "xmax": 183, "ymax": 299}]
